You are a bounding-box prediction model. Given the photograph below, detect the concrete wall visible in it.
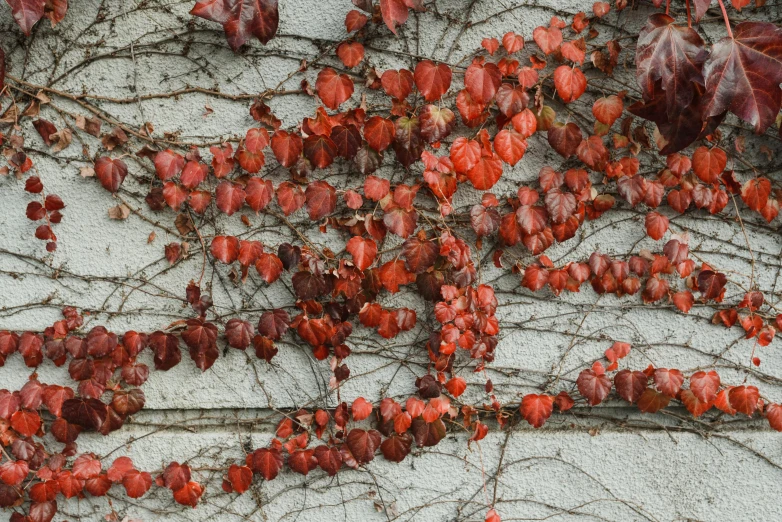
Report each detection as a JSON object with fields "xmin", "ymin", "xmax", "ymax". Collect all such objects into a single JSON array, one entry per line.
[{"xmin": 1, "ymin": 0, "xmax": 781, "ymax": 520}]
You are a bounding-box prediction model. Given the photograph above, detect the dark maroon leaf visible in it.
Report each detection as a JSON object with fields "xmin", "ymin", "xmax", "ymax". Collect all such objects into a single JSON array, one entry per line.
[
  {"xmin": 547, "ymin": 122, "xmax": 582, "ymax": 158},
  {"xmin": 411, "ymin": 417, "xmax": 445, "ymax": 447},
  {"xmin": 61, "ymin": 398, "xmax": 108, "ymax": 430},
  {"xmin": 258, "ymin": 309, "xmax": 290, "ymax": 340},
  {"xmin": 149, "ymin": 331, "xmax": 182, "ymax": 371},
  {"xmin": 345, "ymin": 428, "xmax": 381, "ymax": 464},
  {"xmin": 380, "ymin": 433, "xmax": 412, "ymax": 462},
  {"xmin": 225, "ymin": 319, "xmax": 254, "ymax": 349},
  {"xmin": 190, "ymin": 0, "xmax": 279, "ymax": 51},
  {"xmin": 702, "ymin": 22, "xmax": 782, "ymax": 133},
  {"xmin": 636, "ymin": 14, "xmax": 706, "ymax": 119}
]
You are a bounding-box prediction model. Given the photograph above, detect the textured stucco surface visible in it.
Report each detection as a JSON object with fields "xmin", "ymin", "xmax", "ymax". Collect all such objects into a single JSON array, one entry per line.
[{"xmin": 1, "ymin": 0, "xmax": 782, "ymax": 521}]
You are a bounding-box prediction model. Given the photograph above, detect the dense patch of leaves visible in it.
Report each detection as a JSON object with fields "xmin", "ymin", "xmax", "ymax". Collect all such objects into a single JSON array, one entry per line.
[{"xmin": 2, "ymin": 1, "xmax": 782, "ymax": 521}]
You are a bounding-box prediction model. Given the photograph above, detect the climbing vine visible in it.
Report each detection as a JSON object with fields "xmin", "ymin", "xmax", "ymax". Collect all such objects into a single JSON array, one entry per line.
[{"xmin": 1, "ymin": 0, "xmax": 782, "ymax": 520}]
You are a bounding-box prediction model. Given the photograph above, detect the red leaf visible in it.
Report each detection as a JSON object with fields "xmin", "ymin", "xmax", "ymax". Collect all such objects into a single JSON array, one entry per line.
[
  {"xmin": 617, "ymin": 175, "xmax": 647, "ymax": 206},
  {"xmin": 379, "ymin": 0, "xmax": 408, "ymax": 33},
  {"xmin": 495, "ymin": 83, "xmax": 529, "ymax": 118},
  {"xmin": 271, "ymin": 130, "xmax": 302, "ymax": 167},
  {"xmin": 288, "ymin": 449, "xmax": 318, "ymax": 475},
  {"xmin": 419, "ymin": 105, "xmax": 456, "ymax": 144},
  {"xmin": 444, "ymin": 377, "xmax": 466, "ymax": 397},
  {"xmin": 161, "ymin": 462, "xmax": 191, "ymax": 491},
  {"xmin": 163, "ymin": 182, "xmax": 189, "ymax": 210},
  {"xmin": 314, "ymin": 445, "xmax": 342, "ymax": 476},
  {"xmin": 316, "ymin": 68, "xmax": 354, "ymax": 109},
  {"xmin": 450, "ymin": 137, "xmax": 481, "ymax": 174},
  {"xmin": 766, "ymin": 403, "xmax": 782, "ymax": 431},
  {"xmin": 247, "ymin": 448, "xmax": 283, "ymax": 480},
  {"xmin": 149, "ymin": 331, "xmax": 182, "ymax": 371},
  {"xmin": 10, "ymin": 409, "xmax": 40, "ymax": 437},
  {"xmin": 225, "ymin": 319, "xmax": 253, "ymax": 350},
  {"xmin": 107, "ymin": 457, "xmax": 134, "ymax": 483},
  {"xmin": 276, "ymin": 181, "xmax": 306, "ymax": 215},
  {"xmin": 345, "ymin": 10, "xmax": 367, "ymax": 32},
  {"xmin": 653, "ymin": 368, "xmax": 684, "ymax": 397},
  {"xmin": 364, "ymin": 116, "xmax": 395, "ymax": 152},
  {"xmin": 741, "ymin": 177, "xmax": 771, "ymax": 212},
  {"xmin": 227, "ymin": 464, "xmax": 253, "ymax": 493},
  {"xmin": 61, "ymin": 397, "xmax": 108, "ymax": 430},
  {"xmin": 255, "ymin": 253, "xmax": 283, "ymax": 283},
  {"xmin": 380, "ymin": 433, "xmax": 412, "ymax": 462},
  {"xmin": 346, "ymin": 236, "xmax": 377, "ymax": 270},
  {"xmin": 547, "ymin": 122, "xmax": 582, "ymax": 158},
  {"xmin": 636, "ymin": 14, "xmax": 706, "ymax": 118},
  {"xmin": 381, "ymin": 69, "xmax": 414, "ymax": 100},
  {"xmin": 533, "ymin": 25, "xmax": 562, "ymax": 55},
  {"xmin": 154, "ymin": 149, "xmax": 184, "ymax": 180},
  {"xmin": 245, "ymin": 177, "xmax": 274, "ymax": 212},
  {"xmin": 729, "ymin": 385, "xmax": 759, "ymax": 416},
  {"xmin": 210, "ymin": 143, "xmax": 235, "ymax": 178},
  {"xmin": 544, "ymin": 189, "xmax": 576, "ymax": 224},
  {"xmin": 345, "ymin": 428, "xmax": 381, "ymax": 464},
  {"xmin": 411, "ymin": 417, "xmax": 446, "ymax": 447},
  {"xmin": 466, "ymin": 154, "xmax": 503, "ymax": 190},
  {"xmin": 6, "ymin": 0, "xmax": 45, "ymax": 35},
  {"xmin": 72, "ymin": 454, "xmax": 101, "ymax": 480},
  {"xmin": 592, "ymin": 95, "xmax": 624, "ymax": 126},
  {"xmin": 702, "ymin": 22, "xmax": 782, "ymax": 132},
  {"xmin": 692, "ymin": 146, "xmax": 726, "ymax": 184},
  {"xmin": 123, "ymin": 470, "xmax": 152, "ymax": 498},
  {"xmin": 33, "ymin": 119, "xmax": 57, "ymax": 146},
  {"xmin": 493, "ymin": 129, "xmax": 527, "ymax": 166},
  {"xmin": 414, "ymin": 60, "xmax": 452, "ymax": 102},
  {"xmin": 503, "ymin": 31, "xmax": 524, "ymax": 54},
  {"xmin": 304, "ymin": 180, "xmax": 336, "ymax": 220},
  {"xmin": 520, "ymin": 394, "xmax": 553, "ymax": 428},
  {"xmin": 28, "ymin": 501, "xmax": 56, "ymax": 522},
  {"xmin": 636, "ymin": 388, "xmax": 671, "ymax": 413},
  {"xmin": 180, "ymin": 160, "xmax": 208, "ymax": 187},
  {"xmin": 258, "ymin": 309, "xmax": 290, "ymax": 340},
  {"xmin": 614, "ymin": 370, "xmax": 647, "ymax": 403},
  {"xmin": 0, "ymin": 460, "xmax": 28, "ymax": 486},
  {"xmin": 690, "ymin": 370, "xmax": 720, "ymax": 403},
  {"xmin": 215, "ymin": 181, "xmax": 246, "ymax": 215},
  {"xmin": 303, "ymin": 134, "xmax": 337, "ymax": 169},
  {"xmin": 562, "ymin": 38, "xmax": 586, "ymax": 65},
  {"xmin": 336, "ymin": 41, "xmax": 364, "ymax": 68},
  {"xmin": 379, "ymin": 260, "xmax": 415, "ymax": 293},
  {"xmin": 352, "ymin": 397, "xmax": 373, "ymax": 421},
  {"xmin": 482, "ymin": 37, "xmax": 499, "ymax": 55},
  {"xmin": 697, "ymin": 270, "xmax": 726, "ymax": 301},
  {"xmin": 576, "ymin": 369, "xmax": 612, "ymax": 405},
  {"xmin": 211, "ymin": 235, "xmax": 240, "ymax": 264},
  {"xmin": 94, "ymin": 157, "xmax": 127, "ymax": 192},
  {"xmin": 190, "ymin": 0, "xmax": 279, "ymax": 51},
  {"xmin": 644, "ymin": 211, "xmax": 669, "ymax": 240},
  {"xmin": 383, "ymin": 204, "xmax": 418, "ymax": 238},
  {"xmin": 402, "ymin": 236, "xmax": 438, "ymax": 273},
  {"xmin": 331, "ymin": 124, "xmax": 361, "ymax": 158},
  {"xmin": 182, "ymin": 319, "xmax": 219, "ymax": 371},
  {"xmin": 464, "ymin": 62, "xmax": 501, "ymax": 105},
  {"xmin": 576, "ymin": 136, "xmax": 608, "ymax": 171},
  {"xmin": 672, "ymin": 290, "xmax": 694, "ymax": 313},
  {"xmin": 173, "ymin": 481, "xmax": 203, "ymax": 507},
  {"xmin": 553, "ymin": 66, "xmax": 586, "ymax": 103},
  {"xmin": 188, "ymin": 191, "xmax": 211, "ymax": 213}
]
